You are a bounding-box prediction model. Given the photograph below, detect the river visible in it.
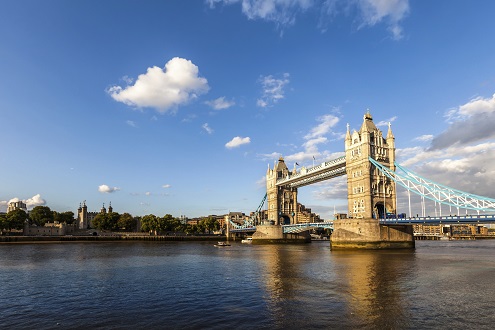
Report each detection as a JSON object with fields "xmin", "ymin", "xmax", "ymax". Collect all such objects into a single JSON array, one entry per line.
[{"xmin": 1, "ymin": 239, "xmax": 494, "ymax": 329}]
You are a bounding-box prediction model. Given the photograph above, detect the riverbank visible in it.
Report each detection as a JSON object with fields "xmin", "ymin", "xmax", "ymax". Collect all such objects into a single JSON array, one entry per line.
[{"xmin": 0, "ymin": 235, "xmax": 226, "ymax": 243}]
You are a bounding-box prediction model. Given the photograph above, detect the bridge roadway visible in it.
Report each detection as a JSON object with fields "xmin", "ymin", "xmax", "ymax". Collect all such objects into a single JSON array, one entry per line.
[
  {"xmin": 276, "ymin": 156, "xmax": 346, "ymax": 188},
  {"xmin": 230, "ymin": 215, "xmax": 495, "ymax": 234},
  {"xmin": 380, "ymin": 214, "xmax": 495, "ymax": 225}
]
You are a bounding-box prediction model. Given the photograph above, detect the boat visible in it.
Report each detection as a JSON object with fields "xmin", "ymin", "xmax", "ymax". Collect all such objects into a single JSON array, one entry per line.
[
  {"xmin": 214, "ymin": 241, "xmax": 231, "ymax": 247},
  {"xmin": 241, "ymin": 237, "xmax": 253, "ymax": 244}
]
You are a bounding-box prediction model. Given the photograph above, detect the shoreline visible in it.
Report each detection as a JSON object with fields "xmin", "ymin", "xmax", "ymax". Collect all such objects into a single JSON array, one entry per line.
[{"xmin": 0, "ymin": 235, "xmax": 227, "ymax": 243}]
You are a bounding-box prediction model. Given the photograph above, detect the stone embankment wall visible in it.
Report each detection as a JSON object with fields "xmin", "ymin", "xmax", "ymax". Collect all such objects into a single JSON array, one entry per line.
[{"xmin": 330, "ymin": 219, "xmax": 415, "ymax": 249}]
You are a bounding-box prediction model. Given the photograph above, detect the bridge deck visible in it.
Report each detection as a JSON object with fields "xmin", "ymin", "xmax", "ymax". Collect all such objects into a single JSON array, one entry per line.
[{"xmin": 276, "ymin": 156, "xmax": 346, "ymax": 188}]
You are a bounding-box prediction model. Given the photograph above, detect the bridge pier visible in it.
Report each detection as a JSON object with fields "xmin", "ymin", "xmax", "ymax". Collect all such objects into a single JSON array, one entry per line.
[
  {"xmin": 330, "ymin": 219, "xmax": 415, "ymax": 249},
  {"xmin": 252, "ymin": 224, "xmax": 310, "ymax": 244}
]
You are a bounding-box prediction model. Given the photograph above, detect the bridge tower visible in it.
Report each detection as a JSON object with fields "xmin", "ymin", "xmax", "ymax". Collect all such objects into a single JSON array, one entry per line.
[
  {"xmin": 266, "ymin": 157, "xmax": 298, "ymax": 225},
  {"xmin": 345, "ymin": 111, "xmax": 397, "ymax": 219}
]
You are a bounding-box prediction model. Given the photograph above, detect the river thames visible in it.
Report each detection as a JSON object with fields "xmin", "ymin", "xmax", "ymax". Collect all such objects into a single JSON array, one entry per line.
[{"xmin": 1, "ymin": 239, "xmax": 494, "ymax": 329}]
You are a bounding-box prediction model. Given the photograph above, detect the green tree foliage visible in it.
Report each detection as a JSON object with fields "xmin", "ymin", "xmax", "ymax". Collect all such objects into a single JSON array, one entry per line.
[
  {"xmin": 118, "ymin": 213, "xmax": 136, "ymax": 231},
  {"xmin": 140, "ymin": 214, "xmax": 159, "ymax": 234},
  {"xmin": 29, "ymin": 206, "xmax": 53, "ymax": 226},
  {"xmin": 92, "ymin": 212, "xmax": 120, "ymax": 231},
  {"xmin": 5, "ymin": 209, "xmax": 28, "ymax": 230},
  {"xmin": 0, "ymin": 213, "xmax": 6, "ymax": 231},
  {"xmin": 52, "ymin": 211, "xmax": 75, "ymax": 224}
]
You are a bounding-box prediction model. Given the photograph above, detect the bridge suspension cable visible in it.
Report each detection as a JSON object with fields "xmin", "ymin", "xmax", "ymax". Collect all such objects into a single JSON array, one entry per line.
[
  {"xmin": 369, "ymin": 157, "xmax": 495, "ymax": 212},
  {"xmin": 228, "ymin": 193, "xmax": 267, "ymax": 231}
]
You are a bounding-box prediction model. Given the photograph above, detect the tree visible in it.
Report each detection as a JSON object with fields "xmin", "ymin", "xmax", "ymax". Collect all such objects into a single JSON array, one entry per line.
[
  {"xmin": 93, "ymin": 212, "xmax": 120, "ymax": 231},
  {"xmin": 55, "ymin": 211, "xmax": 75, "ymax": 224},
  {"xmin": 118, "ymin": 213, "xmax": 136, "ymax": 231},
  {"xmin": 30, "ymin": 206, "xmax": 53, "ymax": 226},
  {"xmin": 5, "ymin": 209, "xmax": 28, "ymax": 231},
  {"xmin": 140, "ymin": 214, "xmax": 159, "ymax": 234},
  {"xmin": 0, "ymin": 213, "xmax": 6, "ymax": 231}
]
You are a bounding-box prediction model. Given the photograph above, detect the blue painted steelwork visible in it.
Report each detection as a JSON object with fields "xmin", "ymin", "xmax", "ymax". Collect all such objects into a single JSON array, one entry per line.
[
  {"xmin": 282, "ymin": 222, "xmax": 334, "ymax": 234},
  {"xmin": 229, "ymin": 193, "xmax": 267, "ymax": 233},
  {"xmin": 380, "ymin": 214, "xmax": 495, "ymax": 225},
  {"xmin": 369, "ymin": 157, "xmax": 495, "ymax": 212}
]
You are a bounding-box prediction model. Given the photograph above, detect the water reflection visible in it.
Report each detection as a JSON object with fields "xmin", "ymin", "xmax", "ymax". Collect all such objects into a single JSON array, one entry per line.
[
  {"xmin": 331, "ymin": 249, "xmax": 417, "ymax": 328},
  {"xmin": 256, "ymin": 244, "xmax": 418, "ymax": 328}
]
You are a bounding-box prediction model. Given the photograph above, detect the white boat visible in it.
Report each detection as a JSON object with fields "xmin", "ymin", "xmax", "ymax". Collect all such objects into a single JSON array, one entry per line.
[
  {"xmin": 214, "ymin": 241, "xmax": 231, "ymax": 247},
  {"xmin": 241, "ymin": 237, "xmax": 253, "ymax": 244}
]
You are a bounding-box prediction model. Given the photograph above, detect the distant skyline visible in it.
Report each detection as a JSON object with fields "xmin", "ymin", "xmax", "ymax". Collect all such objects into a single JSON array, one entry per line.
[{"xmin": 2, "ymin": 1, "xmax": 495, "ymax": 218}]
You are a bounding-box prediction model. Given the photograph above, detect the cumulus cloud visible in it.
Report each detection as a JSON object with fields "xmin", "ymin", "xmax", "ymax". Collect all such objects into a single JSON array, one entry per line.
[
  {"xmin": 205, "ymin": 96, "xmax": 235, "ymax": 110},
  {"xmin": 207, "ymin": 0, "xmax": 410, "ymax": 39},
  {"xmin": 24, "ymin": 194, "xmax": 46, "ymax": 208},
  {"xmin": 162, "ymin": 184, "xmax": 171, "ymax": 188},
  {"xmin": 0, "ymin": 195, "xmax": 46, "ymax": 211},
  {"xmin": 430, "ymin": 94, "xmax": 495, "ymax": 150},
  {"xmin": 202, "ymin": 123, "xmax": 214, "ymax": 134},
  {"xmin": 395, "ymin": 93, "xmax": 495, "ymax": 200},
  {"xmin": 257, "ymin": 73, "xmax": 290, "ymax": 108},
  {"xmin": 225, "ymin": 136, "xmax": 251, "ymax": 148},
  {"xmin": 107, "ymin": 57, "xmax": 209, "ymax": 113},
  {"xmin": 98, "ymin": 185, "xmax": 120, "ymax": 193}
]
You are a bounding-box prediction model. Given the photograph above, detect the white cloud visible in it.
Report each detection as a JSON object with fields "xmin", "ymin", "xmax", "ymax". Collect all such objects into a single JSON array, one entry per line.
[
  {"xmin": 207, "ymin": 0, "xmax": 410, "ymax": 39},
  {"xmin": 162, "ymin": 184, "xmax": 171, "ymax": 188},
  {"xmin": 22, "ymin": 194, "xmax": 46, "ymax": 208},
  {"xmin": 284, "ymin": 114, "xmax": 340, "ymax": 163},
  {"xmin": 98, "ymin": 185, "xmax": 120, "ymax": 193},
  {"xmin": 225, "ymin": 136, "xmax": 251, "ymax": 148},
  {"xmin": 430, "ymin": 93, "xmax": 495, "ymax": 150},
  {"xmin": 121, "ymin": 75, "xmax": 133, "ymax": 85},
  {"xmin": 0, "ymin": 195, "xmax": 46, "ymax": 211},
  {"xmin": 145, "ymin": 192, "xmax": 151, "ymax": 196},
  {"xmin": 396, "ymin": 93, "xmax": 495, "ymax": 199},
  {"xmin": 375, "ymin": 115, "xmax": 397, "ymax": 127},
  {"xmin": 257, "ymin": 73, "xmax": 290, "ymax": 108},
  {"xmin": 202, "ymin": 123, "xmax": 214, "ymax": 134},
  {"xmin": 258, "ymin": 152, "xmax": 281, "ymax": 161},
  {"xmin": 205, "ymin": 96, "xmax": 235, "ymax": 110},
  {"xmin": 413, "ymin": 134, "xmax": 433, "ymax": 142},
  {"xmin": 126, "ymin": 120, "xmax": 137, "ymax": 127},
  {"xmin": 304, "ymin": 114, "xmax": 340, "ymax": 139},
  {"xmin": 107, "ymin": 57, "xmax": 209, "ymax": 113},
  {"xmin": 357, "ymin": 0, "xmax": 410, "ymax": 40}
]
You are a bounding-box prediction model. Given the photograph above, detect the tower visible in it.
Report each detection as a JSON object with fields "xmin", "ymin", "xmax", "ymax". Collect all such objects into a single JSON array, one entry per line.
[
  {"xmin": 78, "ymin": 201, "xmax": 88, "ymax": 229},
  {"xmin": 345, "ymin": 111, "xmax": 397, "ymax": 219},
  {"xmin": 266, "ymin": 157, "xmax": 298, "ymax": 225},
  {"xmin": 108, "ymin": 202, "xmax": 113, "ymax": 213}
]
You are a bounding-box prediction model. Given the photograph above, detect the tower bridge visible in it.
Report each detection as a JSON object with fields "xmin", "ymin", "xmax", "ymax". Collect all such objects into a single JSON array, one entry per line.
[{"xmin": 227, "ymin": 111, "xmax": 495, "ymax": 248}]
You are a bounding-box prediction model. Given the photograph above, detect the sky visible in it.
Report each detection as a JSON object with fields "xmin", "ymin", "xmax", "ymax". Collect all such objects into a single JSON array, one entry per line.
[{"xmin": 1, "ymin": 0, "xmax": 495, "ymax": 219}]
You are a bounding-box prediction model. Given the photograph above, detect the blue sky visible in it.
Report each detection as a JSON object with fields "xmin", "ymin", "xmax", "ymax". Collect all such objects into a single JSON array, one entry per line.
[{"xmin": 2, "ymin": 0, "xmax": 495, "ymax": 219}]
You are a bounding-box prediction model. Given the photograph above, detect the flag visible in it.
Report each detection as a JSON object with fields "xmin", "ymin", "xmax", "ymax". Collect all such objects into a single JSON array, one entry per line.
[
  {"xmin": 295, "ymin": 162, "xmax": 299, "ymax": 166},
  {"xmin": 313, "ymin": 156, "xmax": 315, "ymax": 160}
]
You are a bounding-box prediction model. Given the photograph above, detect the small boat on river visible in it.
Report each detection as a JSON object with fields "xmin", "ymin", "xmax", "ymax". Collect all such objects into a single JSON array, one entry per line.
[
  {"xmin": 241, "ymin": 237, "xmax": 253, "ymax": 244},
  {"xmin": 214, "ymin": 242, "xmax": 231, "ymax": 247}
]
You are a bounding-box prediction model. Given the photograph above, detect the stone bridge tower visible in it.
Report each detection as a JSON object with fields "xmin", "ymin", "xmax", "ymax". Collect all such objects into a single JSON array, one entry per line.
[
  {"xmin": 345, "ymin": 111, "xmax": 396, "ymax": 219},
  {"xmin": 266, "ymin": 157, "xmax": 298, "ymax": 225}
]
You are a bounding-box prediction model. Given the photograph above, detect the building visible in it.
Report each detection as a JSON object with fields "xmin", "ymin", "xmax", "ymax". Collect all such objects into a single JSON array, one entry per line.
[
  {"xmin": 23, "ymin": 221, "xmax": 77, "ymax": 236},
  {"xmin": 7, "ymin": 201, "xmax": 27, "ymax": 213},
  {"xmin": 77, "ymin": 201, "xmax": 113, "ymax": 229}
]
